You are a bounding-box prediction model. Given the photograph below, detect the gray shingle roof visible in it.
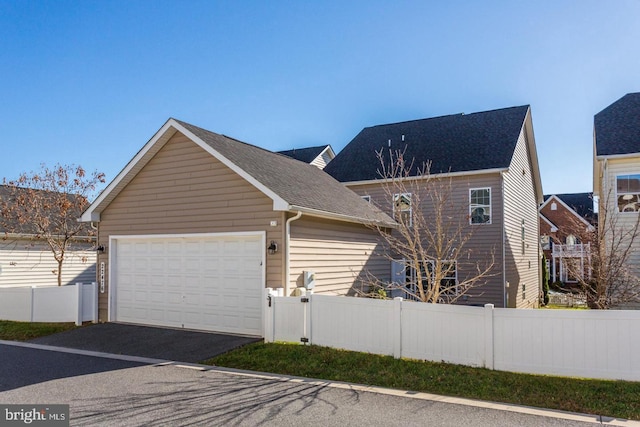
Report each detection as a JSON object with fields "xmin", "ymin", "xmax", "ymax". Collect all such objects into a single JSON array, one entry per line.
[
  {"xmin": 278, "ymin": 145, "xmax": 329, "ymax": 163},
  {"xmin": 0, "ymin": 185, "xmax": 93, "ymax": 236},
  {"xmin": 595, "ymin": 93, "xmax": 640, "ymax": 157},
  {"xmin": 174, "ymin": 120, "xmax": 395, "ymax": 226},
  {"xmin": 324, "ymin": 105, "xmax": 530, "ymax": 182}
]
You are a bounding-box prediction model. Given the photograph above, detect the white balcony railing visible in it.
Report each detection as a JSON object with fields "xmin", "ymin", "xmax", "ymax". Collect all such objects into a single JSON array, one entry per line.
[{"xmin": 552, "ymin": 242, "xmax": 590, "ymax": 258}]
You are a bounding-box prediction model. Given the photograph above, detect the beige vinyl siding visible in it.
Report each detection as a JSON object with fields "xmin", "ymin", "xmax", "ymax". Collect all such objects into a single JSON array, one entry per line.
[
  {"xmin": 289, "ymin": 216, "xmax": 388, "ymax": 295},
  {"xmin": 310, "ymin": 155, "xmax": 327, "ymax": 169},
  {"xmin": 310, "ymin": 151, "xmax": 333, "ymax": 169},
  {"xmin": 503, "ymin": 128, "xmax": 540, "ymax": 308},
  {"xmin": 347, "ymin": 174, "xmax": 505, "ymax": 307},
  {"xmin": 96, "ymin": 132, "xmax": 284, "ymax": 321},
  {"xmin": 0, "ymin": 239, "xmax": 95, "ymax": 287},
  {"xmin": 600, "ymin": 156, "xmax": 640, "ymax": 277}
]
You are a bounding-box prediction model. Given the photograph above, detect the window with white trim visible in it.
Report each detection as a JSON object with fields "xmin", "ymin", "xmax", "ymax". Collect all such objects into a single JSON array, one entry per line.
[
  {"xmin": 540, "ymin": 235, "xmax": 550, "ymax": 251},
  {"xmin": 361, "ymin": 195, "xmax": 371, "ymax": 203},
  {"xmin": 391, "ymin": 259, "xmax": 458, "ymax": 300},
  {"xmin": 393, "ymin": 193, "xmax": 412, "ymax": 226},
  {"xmin": 616, "ymin": 174, "xmax": 640, "ymax": 213},
  {"xmin": 470, "ymin": 188, "xmax": 491, "ymax": 224}
]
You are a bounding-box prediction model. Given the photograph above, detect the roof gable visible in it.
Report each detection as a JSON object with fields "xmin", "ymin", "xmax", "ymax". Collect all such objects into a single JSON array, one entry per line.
[
  {"xmin": 325, "ymin": 105, "xmax": 530, "ymax": 182},
  {"xmin": 81, "ymin": 119, "xmax": 394, "ymax": 227},
  {"xmin": 595, "ymin": 92, "xmax": 640, "ymax": 157},
  {"xmin": 541, "ymin": 193, "xmax": 595, "ymax": 228},
  {"xmin": 278, "ymin": 145, "xmax": 333, "ymax": 163}
]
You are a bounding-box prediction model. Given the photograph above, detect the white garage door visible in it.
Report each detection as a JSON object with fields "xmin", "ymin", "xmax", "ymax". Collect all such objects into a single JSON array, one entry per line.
[{"xmin": 112, "ymin": 233, "xmax": 264, "ymax": 336}]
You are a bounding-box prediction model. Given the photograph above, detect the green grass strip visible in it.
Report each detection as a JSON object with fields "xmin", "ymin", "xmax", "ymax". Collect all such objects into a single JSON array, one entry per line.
[
  {"xmin": 206, "ymin": 342, "xmax": 640, "ymax": 421},
  {"xmin": 0, "ymin": 320, "xmax": 80, "ymax": 341}
]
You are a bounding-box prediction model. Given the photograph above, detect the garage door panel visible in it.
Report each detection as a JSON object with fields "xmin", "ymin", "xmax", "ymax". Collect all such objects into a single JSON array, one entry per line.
[{"xmin": 114, "ymin": 234, "xmax": 263, "ymax": 336}]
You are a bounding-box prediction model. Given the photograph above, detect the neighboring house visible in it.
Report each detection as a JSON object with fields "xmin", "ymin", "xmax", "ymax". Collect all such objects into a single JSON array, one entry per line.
[
  {"xmin": 593, "ymin": 92, "xmax": 640, "ymax": 279},
  {"xmin": 278, "ymin": 145, "xmax": 335, "ymax": 169},
  {"xmin": 324, "ymin": 105, "xmax": 543, "ymax": 308},
  {"xmin": 539, "ymin": 193, "xmax": 596, "ymax": 284},
  {"xmin": 80, "ymin": 118, "xmax": 394, "ymax": 336},
  {"xmin": 0, "ymin": 185, "xmax": 96, "ymax": 287}
]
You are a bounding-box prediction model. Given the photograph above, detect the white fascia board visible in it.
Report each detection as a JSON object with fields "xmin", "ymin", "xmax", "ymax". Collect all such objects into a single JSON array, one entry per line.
[
  {"xmin": 320, "ymin": 145, "xmax": 336, "ymax": 159},
  {"xmin": 341, "ymin": 167, "xmax": 507, "ymax": 187},
  {"xmin": 171, "ymin": 120, "xmax": 290, "ymax": 212},
  {"xmin": 80, "ymin": 118, "xmax": 178, "ymax": 222},
  {"xmin": 80, "ymin": 211, "xmax": 101, "ymax": 222},
  {"xmin": 539, "ymin": 195, "xmax": 557, "ymax": 211},
  {"xmin": 523, "ymin": 108, "xmax": 544, "ymax": 204},
  {"xmin": 595, "ymin": 152, "xmax": 640, "ymax": 161},
  {"xmin": 288, "ymin": 204, "xmax": 397, "ymax": 228}
]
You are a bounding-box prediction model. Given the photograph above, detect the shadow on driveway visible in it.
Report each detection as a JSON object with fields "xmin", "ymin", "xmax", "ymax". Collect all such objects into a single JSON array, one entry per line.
[
  {"xmin": 28, "ymin": 323, "xmax": 262, "ymax": 363},
  {"xmin": 0, "ymin": 344, "xmax": 147, "ymax": 392}
]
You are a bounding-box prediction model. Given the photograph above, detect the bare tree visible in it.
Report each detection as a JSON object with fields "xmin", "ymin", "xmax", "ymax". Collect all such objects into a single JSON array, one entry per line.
[
  {"xmin": 561, "ymin": 190, "xmax": 640, "ymax": 308},
  {"xmin": 361, "ymin": 149, "xmax": 496, "ymax": 303},
  {"xmin": 0, "ymin": 164, "xmax": 105, "ymax": 286}
]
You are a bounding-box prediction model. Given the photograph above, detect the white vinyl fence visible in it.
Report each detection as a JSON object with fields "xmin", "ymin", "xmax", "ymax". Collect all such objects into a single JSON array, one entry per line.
[
  {"xmin": 264, "ymin": 291, "xmax": 640, "ymax": 381},
  {"xmin": 0, "ymin": 282, "xmax": 98, "ymax": 325}
]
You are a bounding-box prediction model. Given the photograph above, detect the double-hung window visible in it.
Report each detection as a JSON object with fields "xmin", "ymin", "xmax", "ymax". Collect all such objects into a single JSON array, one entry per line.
[
  {"xmin": 391, "ymin": 259, "xmax": 458, "ymax": 300},
  {"xmin": 616, "ymin": 174, "xmax": 640, "ymax": 213},
  {"xmin": 393, "ymin": 193, "xmax": 412, "ymax": 226},
  {"xmin": 470, "ymin": 188, "xmax": 491, "ymax": 224}
]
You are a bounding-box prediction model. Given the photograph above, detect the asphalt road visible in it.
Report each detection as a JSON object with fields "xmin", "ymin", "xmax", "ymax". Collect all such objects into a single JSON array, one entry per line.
[{"xmin": 0, "ymin": 343, "xmax": 627, "ymax": 427}]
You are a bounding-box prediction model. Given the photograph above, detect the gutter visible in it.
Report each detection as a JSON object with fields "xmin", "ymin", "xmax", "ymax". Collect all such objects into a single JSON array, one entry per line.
[
  {"xmin": 285, "ymin": 211, "xmax": 303, "ymax": 296},
  {"xmin": 288, "ymin": 205, "xmax": 396, "ymax": 229},
  {"xmin": 595, "ymin": 152, "xmax": 640, "ymax": 161},
  {"xmin": 341, "ymin": 167, "xmax": 508, "ymax": 187}
]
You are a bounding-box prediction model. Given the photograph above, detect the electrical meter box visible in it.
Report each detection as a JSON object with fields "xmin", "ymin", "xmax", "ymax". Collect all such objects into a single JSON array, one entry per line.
[{"xmin": 303, "ymin": 270, "xmax": 315, "ymax": 290}]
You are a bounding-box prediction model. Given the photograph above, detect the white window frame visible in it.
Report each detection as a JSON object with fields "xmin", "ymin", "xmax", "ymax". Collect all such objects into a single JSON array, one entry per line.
[
  {"xmin": 469, "ymin": 187, "xmax": 491, "ymax": 225},
  {"xmin": 540, "ymin": 235, "xmax": 550, "ymax": 251},
  {"xmin": 393, "ymin": 193, "xmax": 412, "ymax": 227},
  {"xmin": 616, "ymin": 174, "xmax": 640, "ymax": 213},
  {"xmin": 390, "ymin": 259, "xmax": 458, "ymax": 300},
  {"xmin": 361, "ymin": 195, "xmax": 371, "ymax": 203}
]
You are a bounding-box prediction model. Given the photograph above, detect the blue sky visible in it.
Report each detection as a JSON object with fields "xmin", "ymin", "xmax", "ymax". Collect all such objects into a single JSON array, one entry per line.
[{"xmin": 1, "ymin": 1, "xmax": 639, "ymax": 195}]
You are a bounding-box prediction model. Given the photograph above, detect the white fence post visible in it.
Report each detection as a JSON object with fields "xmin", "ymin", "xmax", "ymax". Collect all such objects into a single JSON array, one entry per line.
[
  {"xmin": 393, "ymin": 297, "xmax": 403, "ymax": 359},
  {"xmin": 30, "ymin": 286, "xmax": 35, "ymax": 322},
  {"xmin": 304, "ymin": 293, "xmax": 312, "ymax": 344},
  {"xmin": 75, "ymin": 283, "xmax": 83, "ymax": 326},
  {"xmin": 484, "ymin": 303, "xmax": 494, "ymax": 370},
  {"xmin": 92, "ymin": 282, "xmax": 98, "ymax": 323},
  {"xmin": 264, "ymin": 288, "xmax": 274, "ymax": 342}
]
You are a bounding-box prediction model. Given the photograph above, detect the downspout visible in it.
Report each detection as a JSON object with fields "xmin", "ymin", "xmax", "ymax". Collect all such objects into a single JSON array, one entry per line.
[
  {"xmin": 285, "ymin": 211, "xmax": 303, "ymax": 296},
  {"xmin": 501, "ymin": 171, "xmax": 507, "ymax": 308}
]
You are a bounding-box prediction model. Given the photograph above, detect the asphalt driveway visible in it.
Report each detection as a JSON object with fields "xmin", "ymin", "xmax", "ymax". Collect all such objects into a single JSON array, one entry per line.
[{"xmin": 28, "ymin": 323, "xmax": 262, "ymax": 363}]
